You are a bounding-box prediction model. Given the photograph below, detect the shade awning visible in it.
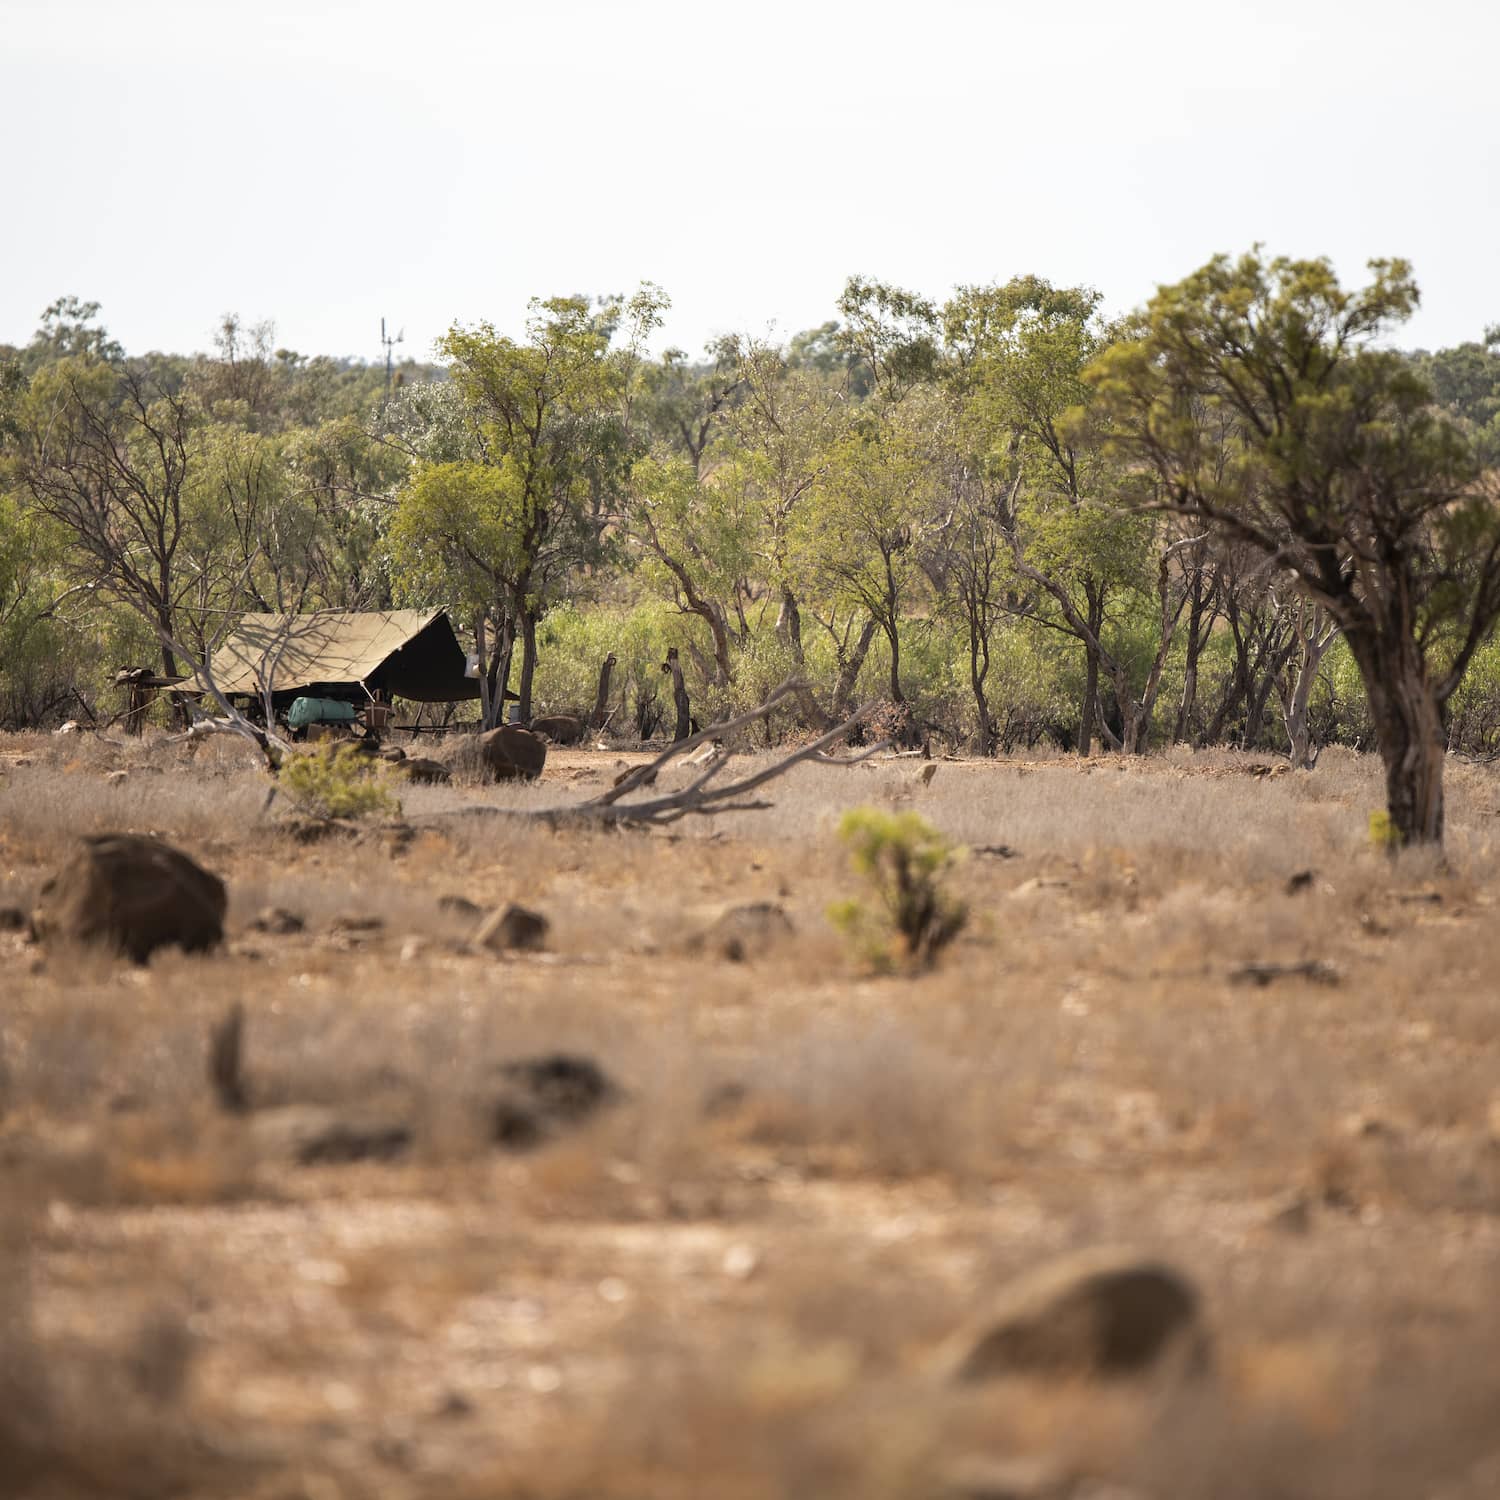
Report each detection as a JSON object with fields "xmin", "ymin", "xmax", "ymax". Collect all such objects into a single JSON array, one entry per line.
[{"xmin": 209, "ymin": 610, "xmax": 479, "ymax": 703}]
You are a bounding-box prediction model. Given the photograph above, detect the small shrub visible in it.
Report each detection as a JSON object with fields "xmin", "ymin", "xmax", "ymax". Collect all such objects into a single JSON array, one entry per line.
[
  {"xmin": 829, "ymin": 807, "xmax": 967, "ymax": 969},
  {"xmin": 1368, "ymin": 809, "xmax": 1401, "ymax": 852},
  {"xmin": 279, "ymin": 744, "xmax": 400, "ymax": 821}
]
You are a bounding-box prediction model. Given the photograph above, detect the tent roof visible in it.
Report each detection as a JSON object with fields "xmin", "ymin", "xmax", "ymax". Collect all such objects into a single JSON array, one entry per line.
[{"xmin": 210, "ymin": 609, "xmax": 478, "ymax": 703}]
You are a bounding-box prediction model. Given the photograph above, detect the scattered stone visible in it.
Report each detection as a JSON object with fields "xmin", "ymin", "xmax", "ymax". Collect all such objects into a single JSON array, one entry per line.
[
  {"xmin": 439, "ymin": 894, "xmax": 483, "ymax": 921},
  {"xmin": 476, "ymin": 903, "xmax": 549, "ymax": 953},
  {"xmin": 1229, "ymin": 959, "xmax": 1340, "ymax": 987},
  {"xmin": 1266, "ymin": 1191, "xmax": 1314, "ymax": 1234},
  {"xmin": 947, "ymin": 1248, "xmax": 1205, "ymax": 1383},
  {"xmin": 0, "ymin": 906, "xmax": 27, "ymax": 932},
  {"xmin": 700, "ymin": 902, "xmax": 794, "ymax": 962},
  {"xmin": 478, "ymin": 725, "xmax": 547, "ymax": 782},
  {"xmin": 249, "ymin": 906, "xmax": 305, "ymax": 935},
  {"xmin": 1396, "ymin": 888, "xmax": 1443, "ymax": 905},
  {"xmin": 1340, "ymin": 1110, "xmax": 1397, "ymax": 1141},
  {"xmin": 1285, "ymin": 869, "xmax": 1315, "ymax": 895},
  {"xmin": 529, "ymin": 714, "xmax": 587, "ymax": 746},
  {"xmin": 490, "ymin": 1053, "xmax": 619, "ymax": 1151},
  {"xmin": 942, "ymin": 1455, "xmax": 1071, "ymax": 1500},
  {"xmin": 722, "ymin": 1243, "xmax": 761, "ymax": 1280},
  {"xmin": 250, "ymin": 1105, "xmax": 412, "ymax": 1166},
  {"xmin": 279, "ymin": 816, "xmax": 358, "ymax": 844},
  {"xmin": 401, "ymin": 756, "xmax": 451, "ymax": 785},
  {"xmin": 330, "ymin": 914, "xmax": 385, "ymax": 942},
  {"xmin": 31, "ymin": 833, "xmax": 226, "ymax": 963}
]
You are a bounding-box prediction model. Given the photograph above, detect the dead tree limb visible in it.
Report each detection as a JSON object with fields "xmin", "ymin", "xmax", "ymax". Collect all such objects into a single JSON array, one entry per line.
[{"xmin": 421, "ymin": 678, "xmax": 886, "ymax": 830}]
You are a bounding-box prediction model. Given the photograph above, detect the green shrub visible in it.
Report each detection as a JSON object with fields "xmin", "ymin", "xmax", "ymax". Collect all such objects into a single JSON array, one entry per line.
[
  {"xmin": 829, "ymin": 807, "xmax": 967, "ymax": 970},
  {"xmin": 1368, "ymin": 808, "xmax": 1401, "ymax": 852},
  {"xmin": 279, "ymin": 743, "xmax": 401, "ymax": 821}
]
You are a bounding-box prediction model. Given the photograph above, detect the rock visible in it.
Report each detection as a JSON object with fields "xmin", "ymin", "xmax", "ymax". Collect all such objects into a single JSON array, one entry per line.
[
  {"xmin": 249, "ymin": 905, "xmax": 305, "ymax": 935},
  {"xmin": 476, "ymin": 903, "xmax": 549, "ymax": 953},
  {"xmin": 249, "ymin": 1105, "xmax": 412, "ymax": 1166},
  {"xmin": 439, "ymin": 894, "xmax": 483, "ymax": 921},
  {"xmin": 401, "ymin": 756, "xmax": 451, "ymax": 785},
  {"xmin": 478, "ymin": 725, "xmax": 547, "ymax": 783},
  {"xmin": 0, "ymin": 906, "xmax": 27, "ymax": 932},
  {"xmin": 55, "ymin": 720, "xmax": 80, "ymax": 735},
  {"xmin": 1285, "ymin": 869, "xmax": 1315, "ymax": 895},
  {"xmin": 330, "ymin": 914, "xmax": 384, "ymax": 942},
  {"xmin": 32, "ymin": 833, "xmax": 226, "ymax": 963},
  {"xmin": 1266, "ymin": 1191, "xmax": 1313, "ymax": 1234},
  {"xmin": 279, "ymin": 816, "xmax": 357, "ymax": 844},
  {"xmin": 699, "ymin": 902, "xmax": 795, "ymax": 962},
  {"xmin": 529, "ymin": 714, "xmax": 588, "ymax": 745},
  {"xmin": 104, "ymin": 769, "xmax": 129, "ymax": 786},
  {"xmin": 1229, "ymin": 959, "xmax": 1340, "ymax": 987},
  {"xmin": 490, "ymin": 1053, "xmax": 619, "ymax": 1150},
  {"xmin": 947, "ymin": 1248, "xmax": 1205, "ymax": 1383},
  {"xmin": 942, "ymin": 1456, "xmax": 1071, "ymax": 1500},
  {"xmin": 378, "ymin": 746, "xmax": 408, "ymax": 763}
]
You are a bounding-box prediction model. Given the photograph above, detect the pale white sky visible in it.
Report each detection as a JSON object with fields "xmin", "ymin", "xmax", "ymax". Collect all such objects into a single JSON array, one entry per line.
[{"xmin": 2, "ymin": 0, "xmax": 1496, "ymax": 362}]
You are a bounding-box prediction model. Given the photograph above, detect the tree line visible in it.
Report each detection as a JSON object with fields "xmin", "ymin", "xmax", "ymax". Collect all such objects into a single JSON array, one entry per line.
[{"xmin": 3, "ymin": 257, "xmax": 1500, "ymax": 844}]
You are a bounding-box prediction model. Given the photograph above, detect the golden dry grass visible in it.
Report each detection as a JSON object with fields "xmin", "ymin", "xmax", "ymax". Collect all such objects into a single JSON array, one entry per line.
[{"xmin": 2, "ymin": 729, "xmax": 1499, "ymax": 1498}]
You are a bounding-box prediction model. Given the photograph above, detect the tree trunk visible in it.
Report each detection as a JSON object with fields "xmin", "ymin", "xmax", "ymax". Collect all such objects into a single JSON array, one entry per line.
[
  {"xmin": 969, "ymin": 617, "xmax": 994, "ymax": 757},
  {"xmin": 517, "ymin": 610, "xmax": 539, "ymax": 723},
  {"xmin": 590, "ymin": 653, "xmax": 616, "ymax": 730},
  {"xmin": 663, "ymin": 647, "xmax": 692, "ymax": 741},
  {"xmin": 1175, "ymin": 594, "xmax": 1205, "ymax": 742},
  {"xmin": 776, "ymin": 589, "xmax": 804, "ymax": 665},
  {"xmin": 831, "ymin": 616, "xmax": 879, "ymax": 719},
  {"xmin": 887, "ymin": 620, "xmax": 904, "ymax": 706},
  {"xmin": 1078, "ymin": 644, "xmax": 1100, "ymax": 757},
  {"xmin": 1351, "ymin": 632, "xmax": 1446, "ymax": 845}
]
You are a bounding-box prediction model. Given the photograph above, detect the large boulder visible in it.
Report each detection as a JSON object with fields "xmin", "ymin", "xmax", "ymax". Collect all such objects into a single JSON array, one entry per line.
[
  {"xmin": 33, "ymin": 833, "xmax": 226, "ymax": 963},
  {"xmin": 478, "ymin": 725, "xmax": 547, "ymax": 782},
  {"xmin": 946, "ymin": 1248, "xmax": 1205, "ymax": 1383},
  {"xmin": 529, "ymin": 714, "xmax": 587, "ymax": 746}
]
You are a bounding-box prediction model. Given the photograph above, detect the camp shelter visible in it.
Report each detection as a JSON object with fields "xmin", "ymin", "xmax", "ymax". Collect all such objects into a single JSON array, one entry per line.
[{"xmin": 211, "ymin": 609, "xmax": 479, "ymax": 708}]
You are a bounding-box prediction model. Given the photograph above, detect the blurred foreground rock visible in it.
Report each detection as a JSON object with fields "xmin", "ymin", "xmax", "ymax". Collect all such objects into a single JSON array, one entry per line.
[
  {"xmin": 477, "ymin": 903, "xmax": 549, "ymax": 952},
  {"xmin": 491, "ymin": 1053, "xmax": 619, "ymax": 1150},
  {"xmin": 948, "ymin": 1248, "xmax": 1204, "ymax": 1382},
  {"xmin": 32, "ymin": 833, "xmax": 226, "ymax": 963}
]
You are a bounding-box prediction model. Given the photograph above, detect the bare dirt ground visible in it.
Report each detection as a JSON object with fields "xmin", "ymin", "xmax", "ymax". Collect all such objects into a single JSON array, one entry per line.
[{"xmin": 2, "ymin": 731, "xmax": 1499, "ymax": 1499}]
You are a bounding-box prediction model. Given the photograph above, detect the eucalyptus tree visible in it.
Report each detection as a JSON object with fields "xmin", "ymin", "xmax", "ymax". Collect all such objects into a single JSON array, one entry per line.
[
  {"xmin": 394, "ymin": 288, "xmax": 663, "ymax": 721},
  {"xmin": 944, "ymin": 278, "xmax": 1174, "ymax": 753},
  {"xmin": 719, "ymin": 340, "xmax": 851, "ymax": 663},
  {"xmin": 793, "ymin": 394, "xmax": 944, "ymax": 710},
  {"xmin": 0, "ymin": 356, "xmax": 199, "ymax": 682},
  {"xmin": 1087, "ymin": 251, "xmax": 1497, "ymax": 844}
]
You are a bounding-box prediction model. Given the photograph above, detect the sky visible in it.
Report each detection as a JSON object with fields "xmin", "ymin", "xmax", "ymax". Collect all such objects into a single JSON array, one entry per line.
[{"xmin": 2, "ymin": 0, "xmax": 1496, "ymax": 363}]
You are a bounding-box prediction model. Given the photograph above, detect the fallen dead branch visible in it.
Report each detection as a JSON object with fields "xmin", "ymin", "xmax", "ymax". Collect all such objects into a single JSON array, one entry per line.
[{"xmin": 421, "ymin": 679, "xmax": 886, "ymax": 829}]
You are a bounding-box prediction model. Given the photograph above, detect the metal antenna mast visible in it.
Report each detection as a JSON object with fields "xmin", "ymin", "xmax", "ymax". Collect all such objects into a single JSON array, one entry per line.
[{"xmin": 380, "ymin": 317, "xmax": 405, "ymax": 404}]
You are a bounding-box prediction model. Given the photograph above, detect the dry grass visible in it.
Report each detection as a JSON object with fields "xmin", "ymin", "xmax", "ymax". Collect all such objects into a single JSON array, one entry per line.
[{"xmin": 3, "ymin": 729, "xmax": 1500, "ymax": 1497}]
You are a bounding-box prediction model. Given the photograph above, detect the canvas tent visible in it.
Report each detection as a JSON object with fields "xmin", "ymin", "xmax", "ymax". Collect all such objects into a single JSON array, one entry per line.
[{"xmin": 211, "ymin": 609, "xmax": 479, "ymax": 708}]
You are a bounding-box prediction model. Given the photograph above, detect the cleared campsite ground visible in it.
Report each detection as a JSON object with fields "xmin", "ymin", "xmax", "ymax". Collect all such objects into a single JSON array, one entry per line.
[{"xmin": 2, "ymin": 733, "xmax": 1499, "ymax": 1499}]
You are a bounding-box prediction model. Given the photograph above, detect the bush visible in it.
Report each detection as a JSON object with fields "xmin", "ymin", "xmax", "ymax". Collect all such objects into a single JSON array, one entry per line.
[
  {"xmin": 828, "ymin": 807, "xmax": 967, "ymax": 970},
  {"xmin": 279, "ymin": 744, "xmax": 400, "ymax": 821}
]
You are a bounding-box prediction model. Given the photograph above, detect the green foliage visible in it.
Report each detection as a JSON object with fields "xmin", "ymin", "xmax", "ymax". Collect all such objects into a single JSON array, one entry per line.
[
  {"xmin": 279, "ymin": 744, "xmax": 401, "ymax": 821},
  {"xmin": 1368, "ymin": 810, "xmax": 1402, "ymax": 852},
  {"xmin": 829, "ymin": 808, "xmax": 968, "ymax": 970}
]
